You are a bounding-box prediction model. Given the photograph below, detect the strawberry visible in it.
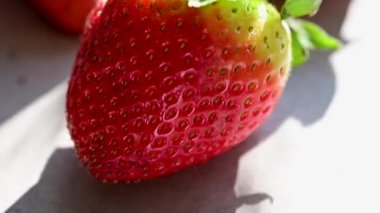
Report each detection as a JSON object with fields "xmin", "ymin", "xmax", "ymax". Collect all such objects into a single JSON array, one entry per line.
[
  {"xmin": 67, "ymin": 0, "xmax": 339, "ymax": 182},
  {"xmin": 28, "ymin": 0, "xmax": 96, "ymax": 34}
]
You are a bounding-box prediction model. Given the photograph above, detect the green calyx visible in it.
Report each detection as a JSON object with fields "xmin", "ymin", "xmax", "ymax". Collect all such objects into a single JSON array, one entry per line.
[
  {"xmin": 281, "ymin": 0, "xmax": 322, "ymax": 18},
  {"xmin": 188, "ymin": 0, "xmax": 340, "ymax": 68},
  {"xmin": 280, "ymin": 0, "xmax": 341, "ymax": 67},
  {"xmin": 287, "ymin": 18, "xmax": 340, "ymax": 67}
]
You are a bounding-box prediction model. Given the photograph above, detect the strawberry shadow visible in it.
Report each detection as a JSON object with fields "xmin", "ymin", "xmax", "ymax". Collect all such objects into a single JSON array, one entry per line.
[
  {"xmin": 6, "ymin": 135, "xmax": 271, "ymax": 213},
  {"xmin": 0, "ymin": 0, "xmax": 77, "ymax": 123}
]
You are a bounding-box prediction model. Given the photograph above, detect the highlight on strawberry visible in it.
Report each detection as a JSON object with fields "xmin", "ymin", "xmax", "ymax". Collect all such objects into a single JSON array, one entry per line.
[{"xmin": 66, "ymin": 0, "xmax": 339, "ymax": 183}]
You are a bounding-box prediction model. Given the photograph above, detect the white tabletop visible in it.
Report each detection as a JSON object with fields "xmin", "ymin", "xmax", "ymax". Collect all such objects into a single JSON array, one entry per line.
[{"xmin": 1, "ymin": 0, "xmax": 380, "ymax": 212}]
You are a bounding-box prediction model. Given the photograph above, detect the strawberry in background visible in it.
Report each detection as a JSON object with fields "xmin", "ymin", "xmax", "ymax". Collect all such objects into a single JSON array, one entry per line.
[{"xmin": 28, "ymin": 0, "xmax": 96, "ymax": 34}]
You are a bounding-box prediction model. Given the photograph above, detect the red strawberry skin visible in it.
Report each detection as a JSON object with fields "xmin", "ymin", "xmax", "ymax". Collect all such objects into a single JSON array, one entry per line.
[
  {"xmin": 67, "ymin": 0, "xmax": 291, "ymax": 182},
  {"xmin": 28, "ymin": 0, "xmax": 96, "ymax": 34}
]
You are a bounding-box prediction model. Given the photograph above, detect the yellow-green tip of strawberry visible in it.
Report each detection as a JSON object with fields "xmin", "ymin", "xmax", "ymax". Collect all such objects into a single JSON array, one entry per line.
[{"xmin": 188, "ymin": 0, "xmax": 341, "ymax": 68}]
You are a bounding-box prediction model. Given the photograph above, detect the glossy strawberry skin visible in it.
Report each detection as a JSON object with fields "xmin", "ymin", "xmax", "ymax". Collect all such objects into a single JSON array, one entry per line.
[
  {"xmin": 67, "ymin": 0, "xmax": 291, "ymax": 182},
  {"xmin": 28, "ymin": 0, "xmax": 96, "ymax": 34}
]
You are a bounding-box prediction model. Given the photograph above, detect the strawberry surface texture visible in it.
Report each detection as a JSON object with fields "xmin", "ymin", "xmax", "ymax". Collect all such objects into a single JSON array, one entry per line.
[{"xmin": 67, "ymin": 0, "xmax": 297, "ymax": 182}]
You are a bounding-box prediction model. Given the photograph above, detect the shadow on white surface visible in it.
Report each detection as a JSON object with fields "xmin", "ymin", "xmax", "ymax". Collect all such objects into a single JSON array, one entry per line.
[
  {"xmin": 6, "ymin": 141, "xmax": 272, "ymax": 213},
  {"xmin": 0, "ymin": 0, "xmax": 78, "ymax": 123}
]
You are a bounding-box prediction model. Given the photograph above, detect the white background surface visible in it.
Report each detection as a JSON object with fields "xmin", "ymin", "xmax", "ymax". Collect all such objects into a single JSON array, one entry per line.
[{"xmin": 1, "ymin": 0, "xmax": 380, "ymax": 212}]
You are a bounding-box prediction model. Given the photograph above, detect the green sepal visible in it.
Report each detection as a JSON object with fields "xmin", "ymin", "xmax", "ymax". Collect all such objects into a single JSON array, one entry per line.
[
  {"xmin": 288, "ymin": 18, "xmax": 340, "ymax": 68},
  {"xmin": 302, "ymin": 21, "xmax": 341, "ymax": 50},
  {"xmin": 281, "ymin": 0, "xmax": 322, "ymax": 18},
  {"xmin": 291, "ymin": 29, "xmax": 310, "ymax": 68}
]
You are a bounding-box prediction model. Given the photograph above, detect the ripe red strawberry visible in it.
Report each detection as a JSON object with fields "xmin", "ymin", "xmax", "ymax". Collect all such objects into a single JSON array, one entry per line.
[
  {"xmin": 28, "ymin": 0, "xmax": 96, "ymax": 34},
  {"xmin": 67, "ymin": 0, "xmax": 339, "ymax": 182}
]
